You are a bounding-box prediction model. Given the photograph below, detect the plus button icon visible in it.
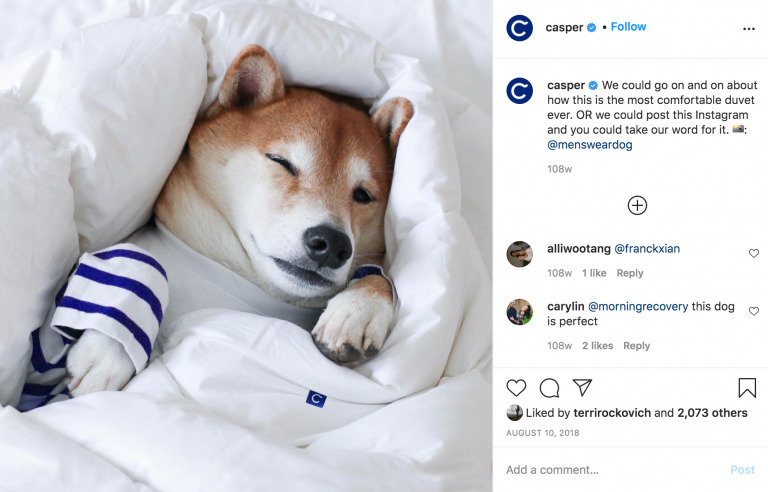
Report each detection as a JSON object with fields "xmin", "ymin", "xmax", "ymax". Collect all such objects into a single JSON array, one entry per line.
[{"xmin": 628, "ymin": 196, "xmax": 647, "ymax": 215}]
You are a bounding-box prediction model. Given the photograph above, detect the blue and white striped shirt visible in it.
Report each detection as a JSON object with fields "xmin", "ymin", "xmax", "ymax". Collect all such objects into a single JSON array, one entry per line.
[{"xmin": 18, "ymin": 244, "xmax": 169, "ymax": 411}]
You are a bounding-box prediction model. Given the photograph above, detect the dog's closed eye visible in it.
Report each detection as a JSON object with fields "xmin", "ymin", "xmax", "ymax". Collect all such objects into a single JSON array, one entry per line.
[{"xmin": 265, "ymin": 153, "xmax": 297, "ymax": 176}]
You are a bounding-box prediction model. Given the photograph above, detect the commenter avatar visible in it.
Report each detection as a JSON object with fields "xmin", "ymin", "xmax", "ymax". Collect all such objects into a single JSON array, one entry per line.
[
  {"xmin": 507, "ymin": 299, "xmax": 533, "ymax": 325},
  {"xmin": 507, "ymin": 240, "xmax": 533, "ymax": 267}
]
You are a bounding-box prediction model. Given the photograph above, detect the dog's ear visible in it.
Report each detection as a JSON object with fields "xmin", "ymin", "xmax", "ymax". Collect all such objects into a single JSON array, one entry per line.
[
  {"xmin": 372, "ymin": 97, "xmax": 414, "ymax": 154},
  {"xmin": 206, "ymin": 45, "xmax": 285, "ymax": 118}
]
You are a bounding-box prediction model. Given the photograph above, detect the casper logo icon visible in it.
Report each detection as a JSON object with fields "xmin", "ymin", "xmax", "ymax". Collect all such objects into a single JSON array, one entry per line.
[
  {"xmin": 507, "ymin": 78, "xmax": 533, "ymax": 104},
  {"xmin": 306, "ymin": 390, "xmax": 327, "ymax": 408},
  {"xmin": 507, "ymin": 15, "xmax": 533, "ymax": 41}
]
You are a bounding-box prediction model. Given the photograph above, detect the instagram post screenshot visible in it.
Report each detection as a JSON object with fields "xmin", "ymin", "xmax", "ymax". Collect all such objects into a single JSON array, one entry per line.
[{"xmin": 0, "ymin": 1, "xmax": 764, "ymax": 491}]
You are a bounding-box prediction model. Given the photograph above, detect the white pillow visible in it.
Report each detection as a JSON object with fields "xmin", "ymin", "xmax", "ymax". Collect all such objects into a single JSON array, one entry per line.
[
  {"xmin": 48, "ymin": 15, "xmax": 209, "ymax": 251},
  {"xmin": 0, "ymin": 94, "xmax": 79, "ymax": 406}
]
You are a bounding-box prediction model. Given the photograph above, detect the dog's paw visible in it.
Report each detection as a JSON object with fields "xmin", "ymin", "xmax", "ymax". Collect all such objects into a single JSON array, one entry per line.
[
  {"xmin": 66, "ymin": 330, "xmax": 136, "ymax": 397},
  {"xmin": 312, "ymin": 286, "xmax": 393, "ymax": 364}
]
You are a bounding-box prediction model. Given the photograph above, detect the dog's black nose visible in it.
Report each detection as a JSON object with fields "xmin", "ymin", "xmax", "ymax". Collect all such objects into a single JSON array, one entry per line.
[{"xmin": 304, "ymin": 225, "xmax": 352, "ymax": 269}]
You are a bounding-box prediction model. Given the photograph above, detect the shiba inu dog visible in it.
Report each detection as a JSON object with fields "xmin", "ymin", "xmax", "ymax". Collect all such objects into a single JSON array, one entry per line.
[{"xmin": 65, "ymin": 45, "xmax": 413, "ymax": 396}]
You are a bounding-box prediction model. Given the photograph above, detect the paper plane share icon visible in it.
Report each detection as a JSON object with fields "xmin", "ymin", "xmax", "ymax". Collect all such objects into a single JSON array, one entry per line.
[{"xmin": 573, "ymin": 379, "xmax": 592, "ymax": 397}]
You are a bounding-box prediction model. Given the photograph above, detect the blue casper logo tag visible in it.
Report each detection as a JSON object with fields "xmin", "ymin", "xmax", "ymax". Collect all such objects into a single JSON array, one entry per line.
[{"xmin": 306, "ymin": 390, "xmax": 327, "ymax": 408}]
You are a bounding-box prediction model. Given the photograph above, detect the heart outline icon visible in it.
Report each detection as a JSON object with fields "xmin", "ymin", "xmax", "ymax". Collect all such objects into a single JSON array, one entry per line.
[
  {"xmin": 749, "ymin": 307, "xmax": 759, "ymax": 316},
  {"xmin": 506, "ymin": 379, "xmax": 527, "ymax": 397},
  {"xmin": 749, "ymin": 249, "xmax": 759, "ymax": 258}
]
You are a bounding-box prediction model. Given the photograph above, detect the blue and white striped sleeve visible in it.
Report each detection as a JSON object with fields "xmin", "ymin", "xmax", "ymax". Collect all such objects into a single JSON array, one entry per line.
[{"xmin": 49, "ymin": 243, "xmax": 169, "ymax": 372}]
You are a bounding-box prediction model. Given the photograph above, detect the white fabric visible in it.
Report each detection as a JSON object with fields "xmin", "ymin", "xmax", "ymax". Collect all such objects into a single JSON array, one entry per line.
[
  {"xmin": 0, "ymin": 1, "xmax": 491, "ymax": 490},
  {"xmin": 128, "ymin": 220, "xmax": 325, "ymax": 334},
  {"xmin": 0, "ymin": 94, "xmax": 79, "ymax": 407}
]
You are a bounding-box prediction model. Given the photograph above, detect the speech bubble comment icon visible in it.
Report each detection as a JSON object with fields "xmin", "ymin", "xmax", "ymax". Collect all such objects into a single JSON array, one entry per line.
[{"xmin": 540, "ymin": 378, "xmax": 560, "ymax": 398}]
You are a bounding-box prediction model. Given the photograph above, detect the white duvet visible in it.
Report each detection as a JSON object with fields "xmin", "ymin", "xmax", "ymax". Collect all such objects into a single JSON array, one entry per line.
[{"xmin": 0, "ymin": 1, "xmax": 491, "ymax": 491}]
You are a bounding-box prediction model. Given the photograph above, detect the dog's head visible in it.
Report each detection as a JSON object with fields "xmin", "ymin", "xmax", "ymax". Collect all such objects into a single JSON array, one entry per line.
[{"xmin": 171, "ymin": 45, "xmax": 412, "ymax": 303}]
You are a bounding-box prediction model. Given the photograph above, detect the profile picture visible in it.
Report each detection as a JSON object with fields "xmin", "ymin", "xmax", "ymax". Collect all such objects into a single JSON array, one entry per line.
[
  {"xmin": 507, "ymin": 241, "xmax": 532, "ymax": 267},
  {"xmin": 506, "ymin": 404, "xmax": 523, "ymax": 421},
  {"xmin": 507, "ymin": 299, "xmax": 533, "ymax": 325}
]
